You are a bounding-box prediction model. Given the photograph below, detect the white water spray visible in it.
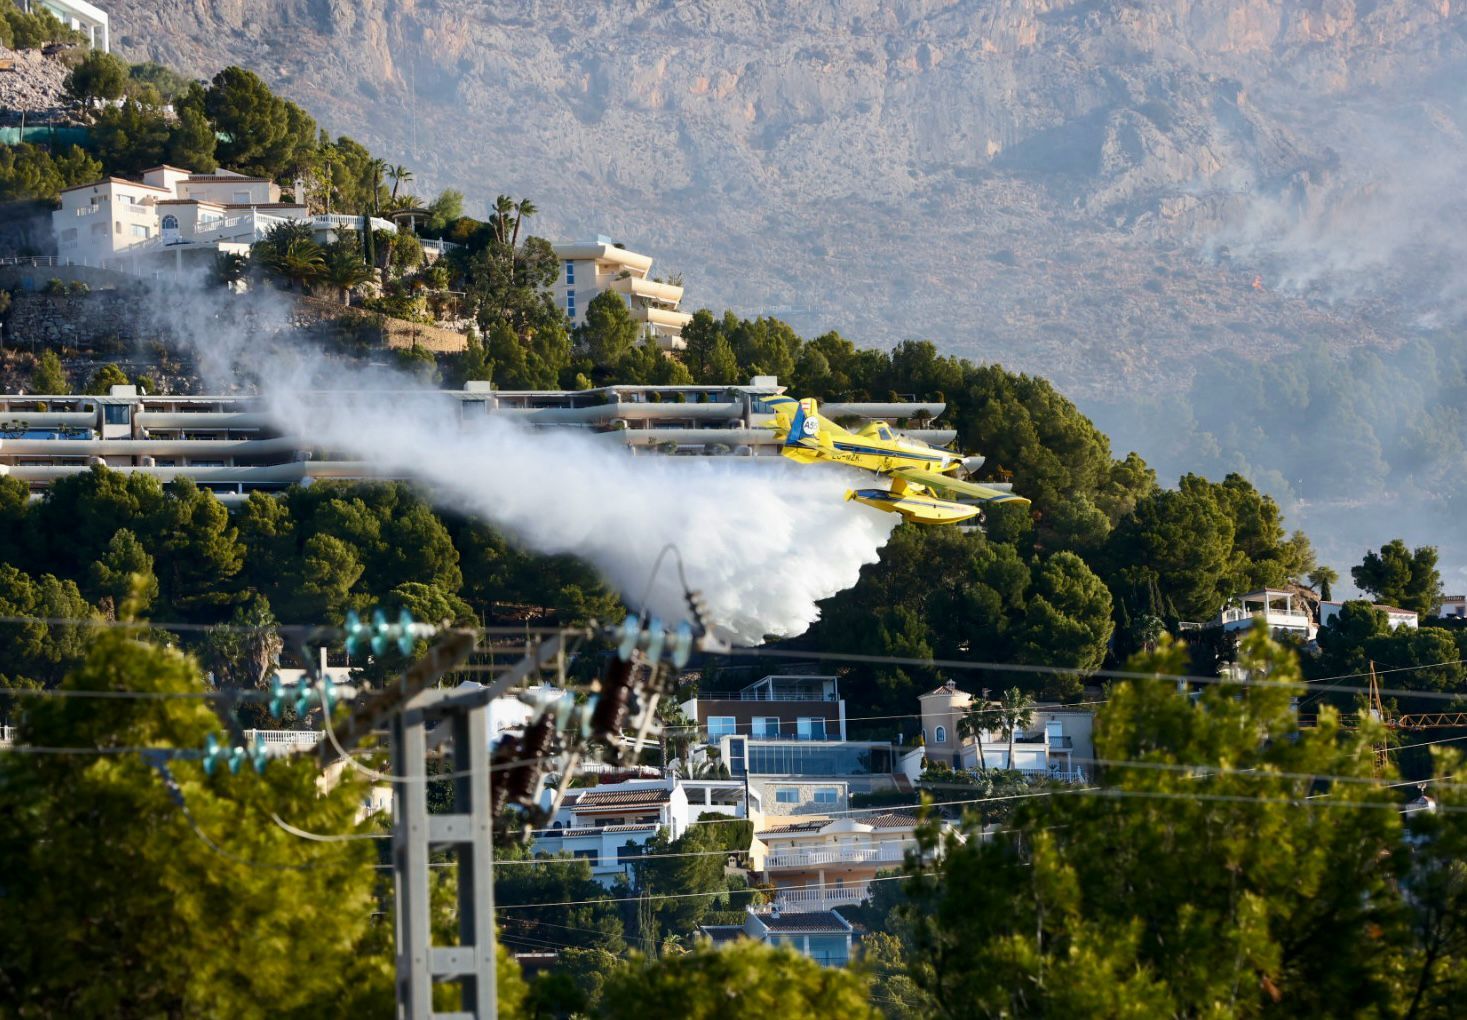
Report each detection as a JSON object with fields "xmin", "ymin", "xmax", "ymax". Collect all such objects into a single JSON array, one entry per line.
[{"xmin": 171, "ymin": 287, "xmax": 894, "ymax": 642}]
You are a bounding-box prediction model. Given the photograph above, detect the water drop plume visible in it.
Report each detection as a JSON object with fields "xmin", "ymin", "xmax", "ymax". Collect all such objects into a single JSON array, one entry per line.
[{"xmin": 161, "ymin": 283, "xmax": 894, "ymax": 642}]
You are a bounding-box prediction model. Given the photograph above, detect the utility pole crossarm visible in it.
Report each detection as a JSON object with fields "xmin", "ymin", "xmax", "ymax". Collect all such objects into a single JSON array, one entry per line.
[{"xmin": 321, "ymin": 629, "xmax": 480, "ymax": 766}]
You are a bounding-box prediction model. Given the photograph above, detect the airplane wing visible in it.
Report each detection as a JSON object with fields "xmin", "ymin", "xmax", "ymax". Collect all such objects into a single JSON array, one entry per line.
[{"xmin": 888, "ymin": 466, "xmax": 1031, "ymax": 506}]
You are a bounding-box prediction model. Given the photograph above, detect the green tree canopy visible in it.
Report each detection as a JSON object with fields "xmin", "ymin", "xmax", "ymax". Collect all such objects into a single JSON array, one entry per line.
[
  {"xmin": 203, "ymin": 66, "xmax": 317, "ymax": 178},
  {"xmin": 30, "ymin": 349, "xmax": 69, "ymax": 394},
  {"xmin": 64, "ymin": 49, "xmax": 128, "ymax": 102},
  {"xmin": 0, "ymin": 564, "xmax": 93, "ymax": 692},
  {"xmin": 1352, "ymin": 539, "xmax": 1444, "ymax": 617},
  {"xmin": 599, "ymin": 941, "xmax": 878, "ymax": 1020},
  {"xmin": 580, "ymin": 289, "xmax": 641, "ymax": 369},
  {"xmin": 886, "ymin": 632, "xmax": 1444, "ymax": 1017},
  {"xmin": 0, "ymin": 627, "xmax": 391, "ymax": 1013},
  {"xmin": 85, "ymin": 526, "xmax": 158, "ymax": 613}
]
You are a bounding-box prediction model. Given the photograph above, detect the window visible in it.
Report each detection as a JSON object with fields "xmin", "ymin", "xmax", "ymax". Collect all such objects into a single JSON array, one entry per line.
[
  {"xmin": 878, "ymin": 427, "xmax": 893, "ymax": 440},
  {"xmin": 103, "ymin": 404, "xmax": 130, "ymax": 425},
  {"xmin": 161, "ymin": 214, "xmax": 179, "ymax": 231},
  {"xmin": 114, "ymin": 221, "xmax": 121, "ymax": 233},
  {"xmin": 566, "ymin": 289, "xmax": 576, "ymax": 318},
  {"xmin": 571, "ymin": 849, "xmax": 597, "ymax": 862},
  {"xmin": 130, "ymin": 224, "xmax": 150, "ymax": 238},
  {"xmin": 728, "ymin": 737, "xmax": 746, "ymax": 777},
  {"xmin": 61, "ymin": 228, "xmax": 77, "ymax": 244},
  {"xmin": 233, "ymin": 191, "xmax": 251, "ymax": 204},
  {"xmin": 775, "ymin": 788, "xmax": 800, "ymax": 804},
  {"xmin": 707, "ymin": 716, "xmax": 737, "ymax": 740},
  {"xmin": 753, "ymin": 716, "xmax": 780, "ymax": 739},
  {"xmin": 565, "ymin": 261, "xmax": 575, "ymax": 284},
  {"xmin": 616, "ymin": 843, "xmax": 642, "ymax": 863},
  {"xmin": 934, "ymin": 725, "xmax": 947, "ymax": 744},
  {"xmin": 796, "ymin": 717, "xmax": 826, "ymax": 741},
  {"xmin": 813, "ymin": 787, "xmax": 838, "ymax": 805},
  {"xmin": 91, "ymin": 222, "xmax": 108, "ymax": 235}
]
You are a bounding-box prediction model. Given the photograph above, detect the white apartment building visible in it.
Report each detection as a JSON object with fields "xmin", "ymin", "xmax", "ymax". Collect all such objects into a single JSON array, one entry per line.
[
  {"xmin": 29, "ymin": 0, "xmax": 109, "ymax": 51},
  {"xmin": 1434, "ymin": 595, "xmax": 1465, "ymax": 620},
  {"xmin": 552, "ymin": 238, "xmax": 692, "ymax": 351},
  {"xmin": 0, "ymin": 381, "xmax": 952, "ymax": 498}
]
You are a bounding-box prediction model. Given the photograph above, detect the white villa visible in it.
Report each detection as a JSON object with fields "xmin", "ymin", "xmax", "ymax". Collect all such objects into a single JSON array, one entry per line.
[
  {"xmin": 552, "ymin": 238, "xmax": 692, "ymax": 351},
  {"xmin": 30, "ymin": 0, "xmax": 109, "ymax": 51},
  {"xmin": 1318, "ymin": 601, "xmax": 1419, "ymax": 631},
  {"xmin": 918, "ymin": 680, "xmax": 1093, "ymax": 782},
  {"xmin": 51, "ymin": 165, "xmax": 412, "ymax": 271},
  {"xmin": 1194, "ymin": 588, "xmax": 1318, "ymax": 642}
]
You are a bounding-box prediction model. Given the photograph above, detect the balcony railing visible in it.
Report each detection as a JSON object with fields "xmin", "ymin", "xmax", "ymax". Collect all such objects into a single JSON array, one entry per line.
[
  {"xmin": 773, "ymin": 883, "xmax": 870, "ymax": 911},
  {"xmin": 243, "ymin": 728, "xmax": 322, "ymax": 750},
  {"xmin": 729, "ymin": 689, "xmax": 838, "ymax": 702},
  {"xmin": 1220, "ymin": 607, "xmax": 1310, "ymax": 628},
  {"xmin": 765, "ymin": 841, "xmax": 914, "ymax": 870}
]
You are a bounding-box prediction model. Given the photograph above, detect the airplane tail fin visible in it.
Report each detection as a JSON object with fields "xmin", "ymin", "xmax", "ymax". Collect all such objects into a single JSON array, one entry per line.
[{"xmin": 786, "ymin": 397, "xmax": 821, "ymax": 449}]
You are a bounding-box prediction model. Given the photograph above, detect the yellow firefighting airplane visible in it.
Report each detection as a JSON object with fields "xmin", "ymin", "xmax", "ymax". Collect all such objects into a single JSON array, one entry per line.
[{"xmin": 763, "ymin": 396, "xmax": 1029, "ymax": 525}]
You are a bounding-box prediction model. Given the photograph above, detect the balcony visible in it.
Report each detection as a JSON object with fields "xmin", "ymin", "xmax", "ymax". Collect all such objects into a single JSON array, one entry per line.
[
  {"xmin": 243, "ymin": 728, "xmax": 322, "ymax": 751},
  {"xmin": 1219, "ymin": 607, "xmax": 1311, "ymax": 632},
  {"xmin": 773, "ymin": 882, "xmax": 871, "ymax": 911},
  {"xmin": 765, "ymin": 841, "xmax": 914, "ymax": 870}
]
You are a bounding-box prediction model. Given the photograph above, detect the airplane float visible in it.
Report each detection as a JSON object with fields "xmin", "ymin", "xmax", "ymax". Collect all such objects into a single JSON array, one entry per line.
[{"xmin": 763, "ymin": 396, "xmax": 1029, "ymax": 525}]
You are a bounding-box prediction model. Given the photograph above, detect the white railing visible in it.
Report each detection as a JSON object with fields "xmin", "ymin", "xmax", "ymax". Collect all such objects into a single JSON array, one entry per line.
[
  {"xmin": 419, "ymin": 238, "xmax": 462, "ymax": 254},
  {"xmin": 312, "ymin": 213, "xmax": 398, "ymax": 235},
  {"xmin": 0, "ymin": 255, "xmax": 63, "ymax": 267},
  {"xmin": 0, "ymin": 725, "xmax": 15, "ymax": 747},
  {"xmin": 1220, "ymin": 607, "xmax": 1310, "ymax": 628},
  {"xmin": 243, "ymin": 729, "xmax": 322, "ymax": 750},
  {"xmin": 773, "ymin": 883, "xmax": 870, "ymax": 910},
  {"xmin": 765, "ymin": 841, "xmax": 914, "ymax": 870}
]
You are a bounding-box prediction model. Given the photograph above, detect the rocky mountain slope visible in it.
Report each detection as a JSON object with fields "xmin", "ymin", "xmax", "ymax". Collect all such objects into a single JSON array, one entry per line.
[
  {"xmin": 102, "ymin": 1, "xmax": 1467, "ymax": 391},
  {"xmin": 101, "ymin": 1, "xmax": 1467, "ymax": 581}
]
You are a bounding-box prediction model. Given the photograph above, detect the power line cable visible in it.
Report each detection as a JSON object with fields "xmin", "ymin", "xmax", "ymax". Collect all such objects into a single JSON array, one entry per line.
[{"xmin": 718, "ymin": 646, "xmax": 1467, "ymax": 703}]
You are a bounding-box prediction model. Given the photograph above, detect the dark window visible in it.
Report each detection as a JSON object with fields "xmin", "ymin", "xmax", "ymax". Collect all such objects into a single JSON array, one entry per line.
[
  {"xmin": 103, "ymin": 404, "xmax": 130, "ymax": 425},
  {"xmin": 729, "ymin": 737, "xmax": 746, "ymax": 777}
]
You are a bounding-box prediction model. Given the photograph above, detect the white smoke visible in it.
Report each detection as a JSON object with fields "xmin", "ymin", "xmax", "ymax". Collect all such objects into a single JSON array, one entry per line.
[{"xmin": 164, "ymin": 284, "xmax": 894, "ymax": 643}]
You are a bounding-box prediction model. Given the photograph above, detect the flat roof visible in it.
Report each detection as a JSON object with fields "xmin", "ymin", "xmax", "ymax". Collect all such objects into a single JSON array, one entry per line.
[{"xmin": 59, "ymin": 177, "xmax": 172, "ymax": 195}]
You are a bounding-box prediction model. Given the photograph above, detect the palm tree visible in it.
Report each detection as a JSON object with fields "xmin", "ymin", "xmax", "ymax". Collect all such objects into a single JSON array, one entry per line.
[
  {"xmin": 267, "ymin": 237, "xmax": 326, "ymax": 292},
  {"xmin": 509, "ymin": 197, "xmax": 537, "ymax": 251},
  {"xmin": 210, "ymin": 251, "xmax": 248, "ymax": 290},
  {"xmin": 490, "ymin": 194, "xmax": 515, "ymax": 249},
  {"xmin": 388, "ymin": 164, "xmax": 413, "ymax": 200},
  {"xmin": 959, "ymin": 694, "xmax": 1005, "ymax": 775},
  {"xmin": 320, "ymin": 247, "xmax": 375, "ymax": 305},
  {"xmin": 996, "ymin": 687, "xmax": 1037, "ymax": 774},
  {"xmin": 365, "ymin": 158, "xmax": 389, "ymax": 213}
]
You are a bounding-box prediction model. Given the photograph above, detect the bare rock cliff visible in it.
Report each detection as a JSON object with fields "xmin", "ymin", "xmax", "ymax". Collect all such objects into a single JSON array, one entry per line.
[{"xmin": 103, "ymin": 1, "xmax": 1467, "ymax": 397}]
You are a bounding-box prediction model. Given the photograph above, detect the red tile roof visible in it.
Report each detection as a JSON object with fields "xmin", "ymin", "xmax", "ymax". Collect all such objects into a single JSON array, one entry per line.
[
  {"xmin": 573, "ymin": 788, "xmax": 672, "ymax": 809},
  {"xmin": 756, "ymin": 911, "xmax": 851, "ymax": 933}
]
